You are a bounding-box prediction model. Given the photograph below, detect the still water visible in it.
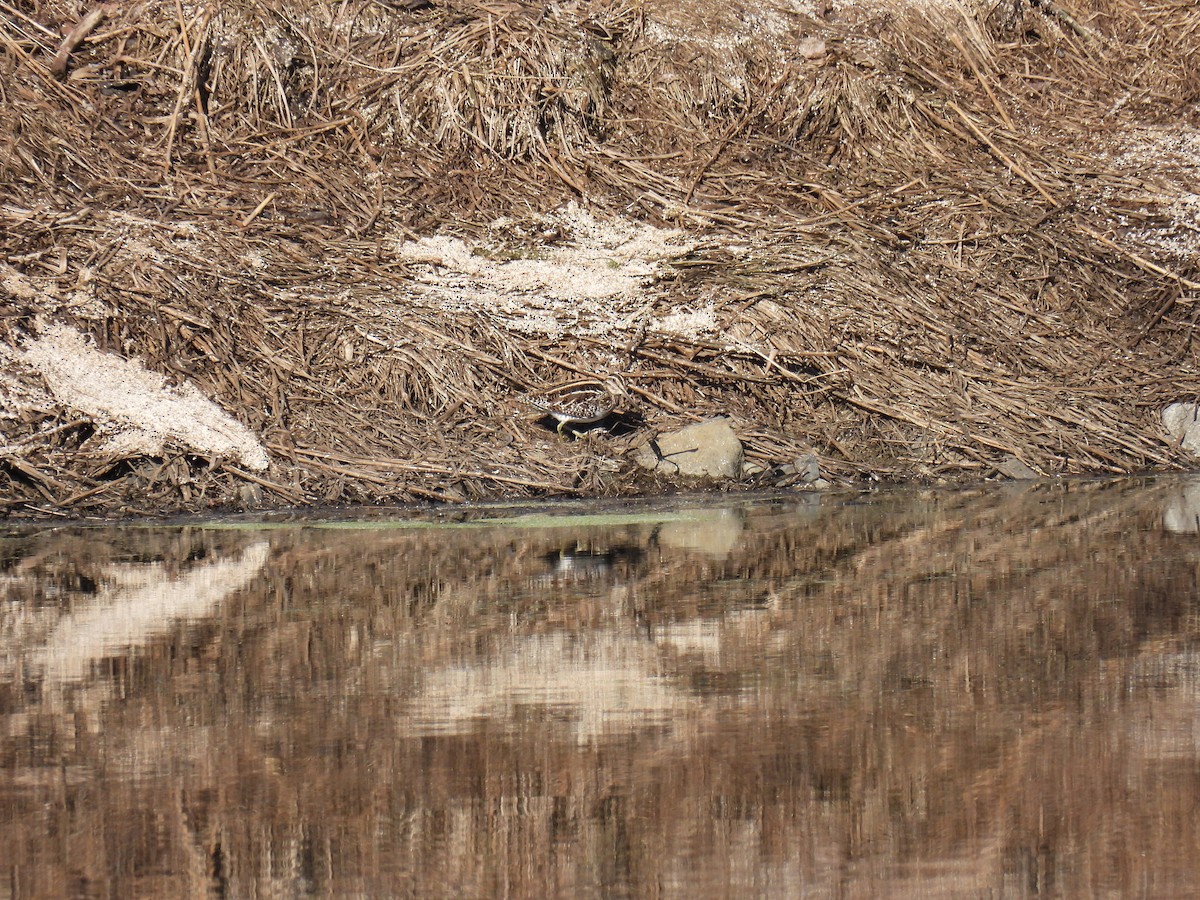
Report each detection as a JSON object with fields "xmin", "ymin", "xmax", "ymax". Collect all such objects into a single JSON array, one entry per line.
[{"xmin": 3, "ymin": 478, "xmax": 1200, "ymax": 898}]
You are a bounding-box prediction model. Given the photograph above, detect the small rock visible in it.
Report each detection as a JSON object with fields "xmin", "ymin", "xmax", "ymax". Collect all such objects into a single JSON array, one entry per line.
[
  {"xmin": 1164, "ymin": 402, "xmax": 1200, "ymax": 456},
  {"xmin": 795, "ymin": 452, "xmax": 822, "ymax": 483},
  {"xmin": 633, "ymin": 418, "xmax": 744, "ymax": 478},
  {"xmin": 237, "ymin": 481, "xmax": 264, "ymax": 507},
  {"xmin": 995, "ymin": 456, "xmax": 1040, "ymax": 480}
]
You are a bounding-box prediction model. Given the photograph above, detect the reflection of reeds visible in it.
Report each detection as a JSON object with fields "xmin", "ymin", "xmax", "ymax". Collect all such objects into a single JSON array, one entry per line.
[
  {"xmin": 3, "ymin": 1, "xmax": 1200, "ymax": 514},
  {"xmin": 2, "ymin": 481, "xmax": 1200, "ymax": 893}
]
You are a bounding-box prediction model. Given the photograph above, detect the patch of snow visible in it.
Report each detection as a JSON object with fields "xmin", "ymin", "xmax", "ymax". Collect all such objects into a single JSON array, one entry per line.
[
  {"xmin": 654, "ymin": 306, "xmax": 719, "ymax": 338},
  {"xmin": 390, "ymin": 203, "xmax": 695, "ymax": 338},
  {"xmin": 17, "ymin": 323, "xmax": 269, "ymax": 471},
  {"xmin": 1109, "ymin": 127, "xmax": 1200, "ymax": 263}
]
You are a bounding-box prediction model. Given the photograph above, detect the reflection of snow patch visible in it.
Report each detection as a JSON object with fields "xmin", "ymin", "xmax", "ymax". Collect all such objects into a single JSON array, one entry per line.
[
  {"xmin": 407, "ymin": 631, "xmax": 693, "ymax": 744},
  {"xmin": 655, "ymin": 620, "xmax": 724, "ymax": 658},
  {"xmin": 20, "ymin": 323, "xmax": 269, "ymax": 471},
  {"xmin": 27, "ymin": 542, "xmax": 269, "ymax": 684}
]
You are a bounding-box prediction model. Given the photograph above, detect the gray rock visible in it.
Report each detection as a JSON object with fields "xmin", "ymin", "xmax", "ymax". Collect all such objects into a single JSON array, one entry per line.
[
  {"xmin": 795, "ymin": 452, "xmax": 822, "ymax": 483},
  {"xmin": 995, "ymin": 456, "xmax": 1040, "ymax": 480},
  {"xmin": 1164, "ymin": 402, "xmax": 1200, "ymax": 456},
  {"xmin": 633, "ymin": 418, "xmax": 744, "ymax": 478}
]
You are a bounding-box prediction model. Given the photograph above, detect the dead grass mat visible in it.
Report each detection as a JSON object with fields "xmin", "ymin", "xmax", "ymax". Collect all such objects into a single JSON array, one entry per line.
[{"xmin": 3, "ymin": 0, "xmax": 1200, "ymax": 515}]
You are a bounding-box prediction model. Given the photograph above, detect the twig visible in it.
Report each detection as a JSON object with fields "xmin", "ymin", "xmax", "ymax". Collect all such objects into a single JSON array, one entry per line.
[
  {"xmin": 1077, "ymin": 225, "xmax": 1200, "ymax": 294},
  {"xmin": 221, "ymin": 464, "xmax": 309, "ymax": 503},
  {"xmin": 948, "ymin": 34, "xmax": 1014, "ymax": 132},
  {"xmin": 945, "ymin": 102, "xmax": 1057, "ymax": 206},
  {"xmin": 50, "ymin": 4, "xmax": 108, "ymax": 79}
]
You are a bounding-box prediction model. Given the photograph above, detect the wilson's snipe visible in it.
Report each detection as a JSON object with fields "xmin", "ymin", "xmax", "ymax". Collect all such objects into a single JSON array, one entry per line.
[{"xmin": 523, "ymin": 376, "xmax": 627, "ymax": 436}]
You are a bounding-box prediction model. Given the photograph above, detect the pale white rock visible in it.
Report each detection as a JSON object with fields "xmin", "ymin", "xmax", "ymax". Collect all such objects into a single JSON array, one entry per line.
[
  {"xmin": 1163, "ymin": 402, "xmax": 1200, "ymax": 457},
  {"xmin": 633, "ymin": 418, "xmax": 743, "ymax": 478}
]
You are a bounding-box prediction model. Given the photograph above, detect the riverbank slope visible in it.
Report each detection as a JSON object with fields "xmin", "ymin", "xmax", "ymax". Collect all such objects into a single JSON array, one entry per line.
[{"xmin": 3, "ymin": 0, "xmax": 1200, "ymax": 515}]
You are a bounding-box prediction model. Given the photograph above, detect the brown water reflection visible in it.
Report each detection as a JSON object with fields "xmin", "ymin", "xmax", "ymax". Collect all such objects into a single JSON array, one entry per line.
[{"xmin": 3, "ymin": 479, "xmax": 1200, "ymax": 897}]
